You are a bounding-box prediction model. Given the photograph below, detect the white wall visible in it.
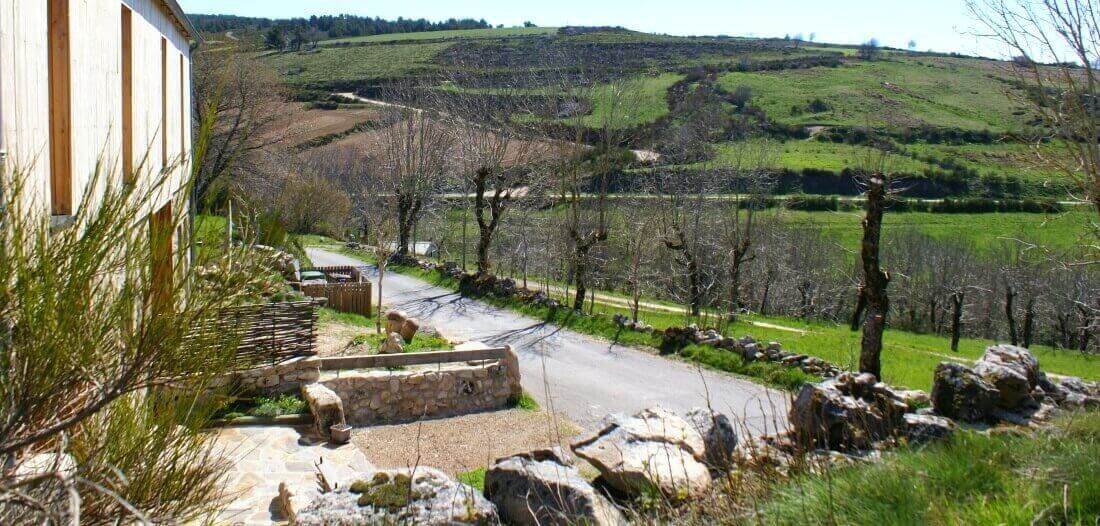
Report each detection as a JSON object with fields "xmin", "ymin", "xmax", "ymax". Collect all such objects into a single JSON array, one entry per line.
[{"xmin": 0, "ymin": 0, "xmax": 193, "ymax": 215}]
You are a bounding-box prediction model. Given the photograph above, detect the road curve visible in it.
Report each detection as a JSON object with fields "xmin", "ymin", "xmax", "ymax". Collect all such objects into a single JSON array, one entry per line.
[{"xmin": 308, "ymin": 248, "xmax": 790, "ymax": 433}]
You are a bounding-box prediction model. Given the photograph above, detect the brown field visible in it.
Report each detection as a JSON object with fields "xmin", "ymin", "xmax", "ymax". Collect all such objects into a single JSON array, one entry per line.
[{"xmin": 264, "ymin": 102, "xmax": 381, "ymax": 148}]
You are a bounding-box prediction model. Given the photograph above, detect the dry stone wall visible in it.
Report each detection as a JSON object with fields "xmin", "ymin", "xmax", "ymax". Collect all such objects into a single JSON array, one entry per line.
[
  {"xmin": 213, "ymin": 356, "xmax": 322, "ymax": 395},
  {"xmin": 321, "ymin": 359, "xmax": 521, "ymax": 425}
]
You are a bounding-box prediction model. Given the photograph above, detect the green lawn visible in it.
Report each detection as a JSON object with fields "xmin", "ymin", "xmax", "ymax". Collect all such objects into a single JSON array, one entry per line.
[
  {"xmin": 718, "ymin": 57, "xmax": 1030, "ymax": 132},
  {"xmin": 580, "ymin": 73, "xmax": 684, "ymax": 129},
  {"xmin": 321, "ymin": 27, "xmax": 558, "ymax": 45}
]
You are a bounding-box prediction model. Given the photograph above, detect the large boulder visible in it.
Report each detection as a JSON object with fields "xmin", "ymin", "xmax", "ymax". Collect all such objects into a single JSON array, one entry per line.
[
  {"xmin": 973, "ymin": 360, "xmax": 1033, "ymax": 409},
  {"xmin": 295, "ymin": 468, "xmax": 496, "ymax": 525},
  {"xmin": 301, "ymin": 383, "xmax": 345, "ymax": 441},
  {"xmin": 685, "ymin": 407, "xmax": 738, "ymax": 470},
  {"xmin": 379, "ymin": 332, "xmax": 405, "ymax": 354},
  {"xmin": 572, "ymin": 407, "xmax": 711, "ymax": 499},
  {"xmin": 789, "ymin": 377, "xmax": 905, "ymax": 450},
  {"xmin": 485, "ymin": 449, "xmax": 626, "ymax": 526},
  {"xmin": 931, "ymin": 362, "xmax": 1000, "ymax": 422},
  {"xmin": 384, "ymin": 310, "xmax": 407, "ymax": 335},
  {"xmin": 399, "ymin": 317, "xmax": 420, "ymax": 343},
  {"xmin": 979, "ymin": 344, "xmax": 1040, "ymax": 385}
]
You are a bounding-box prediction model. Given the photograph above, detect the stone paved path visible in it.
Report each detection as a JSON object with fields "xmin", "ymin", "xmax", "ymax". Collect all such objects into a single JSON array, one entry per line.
[{"xmin": 210, "ymin": 426, "xmax": 373, "ymax": 525}]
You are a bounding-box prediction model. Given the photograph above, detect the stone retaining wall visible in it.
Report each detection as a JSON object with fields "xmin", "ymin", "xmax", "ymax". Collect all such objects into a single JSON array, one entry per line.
[
  {"xmin": 215, "ymin": 356, "xmax": 322, "ymax": 395},
  {"xmin": 320, "ymin": 359, "xmax": 521, "ymax": 425}
]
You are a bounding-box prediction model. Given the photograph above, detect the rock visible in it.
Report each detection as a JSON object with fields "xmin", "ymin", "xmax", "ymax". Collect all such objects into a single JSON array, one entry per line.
[
  {"xmin": 1059, "ymin": 377, "xmax": 1091, "ymax": 396},
  {"xmin": 485, "ymin": 452, "xmax": 626, "ymax": 526},
  {"xmin": 572, "ymin": 407, "xmax": 711, "ymax": 499},
  {"xmin": 295, "ymin": 468, "xmax": 496, "ymax": 525},
  {"xmin": 931, "ymin": 362, "xmax": 1000, "ymax": 423},
  {"xmin": 399, "ymin": 317, "xmax": 420, "ymax": 343},
  {"xmin": 685, "ymin": 407, "xmax": 738, "ymax": 470},
  {"xmin": 379, "ymin": 332, "xmax": 404, "ymax": 354},
  {"xmin": 384, "ymin": 310, "xmax": 407, "ymax": 335},
  {"xmin": 301, "ymin": 383, "xmax": 345, "ymax": 441},
  {"xmin": 903, "ymin": 413, "xmax": 955, "ymax": 444},
  {"xmin": 789, "ymin": 381, "xmax": 901, "ymax": 450},
  {"xmin": 979, "ymin": 344, "xmax": 1040, "ymax": 386},
  {"xmin": 973, "ymin": 360, "xmax": 1033, "ymax": 409}
]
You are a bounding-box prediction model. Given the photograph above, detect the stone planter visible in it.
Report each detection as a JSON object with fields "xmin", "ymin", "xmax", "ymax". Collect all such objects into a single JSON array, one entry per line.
[{"xmin": 329, "ymin": 424, "xmax": 352, "ymax": 445}]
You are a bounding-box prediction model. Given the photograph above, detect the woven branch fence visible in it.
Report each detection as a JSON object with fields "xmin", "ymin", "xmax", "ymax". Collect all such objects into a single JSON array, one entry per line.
[
  {"xmin": 302, "ymin": 282, "xmax": 372, "ymax": 317},
  {"xmin": 188, "ymin": 300, "xmax": 319, "ymax": 368}
]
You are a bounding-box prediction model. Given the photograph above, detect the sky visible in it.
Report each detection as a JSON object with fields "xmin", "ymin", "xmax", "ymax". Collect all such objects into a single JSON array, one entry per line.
[{"xmin": 178, "ymin": 0, "xmax": 1009, "ymax": 58}]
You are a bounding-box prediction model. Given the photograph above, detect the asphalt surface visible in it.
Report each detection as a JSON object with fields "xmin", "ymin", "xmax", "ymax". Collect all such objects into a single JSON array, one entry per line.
[{"xmin": 308, "ymin": 248, "xmax": 790, "ymax": 433}]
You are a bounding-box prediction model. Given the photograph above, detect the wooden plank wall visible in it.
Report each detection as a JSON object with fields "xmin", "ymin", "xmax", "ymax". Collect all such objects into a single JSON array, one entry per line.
[
  {"xmin": 0, "ymin": 0, "xmax": 192, "ymax": 216},
  {"xmin": 302, "ymin": 282, "xmax": 373, "ymax": 318}
]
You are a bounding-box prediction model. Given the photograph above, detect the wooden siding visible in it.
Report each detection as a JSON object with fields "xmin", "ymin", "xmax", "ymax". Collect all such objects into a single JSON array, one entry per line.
[{"xmin": 0, "ymin": 0, "xmax": 193, "ymax": 216}]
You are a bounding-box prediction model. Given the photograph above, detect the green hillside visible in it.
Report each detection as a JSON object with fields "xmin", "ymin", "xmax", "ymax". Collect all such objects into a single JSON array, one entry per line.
[{"xmin": 261, "ymin": 27, "xmax": 1073, "ymax": 198}]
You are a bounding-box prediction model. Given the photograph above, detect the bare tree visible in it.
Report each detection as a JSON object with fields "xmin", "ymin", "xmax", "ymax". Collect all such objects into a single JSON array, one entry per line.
[
  {"xmin": 191, "ymin": 51, "xmax": 290, "ymax": 209},
  {"xmin": 854, "ymin": 159, "xmax": 893, "ymax": 379},
  {"xmin": 373, "ymin": 85, "xmax": 454, "ymax": 257},
  {"xmin": 719, "ymin": 140, "xmax": 777, "ymax": 319},
  {"xmin": 444, "ymin": 69, "xmax": 550, "ymax": 276}
]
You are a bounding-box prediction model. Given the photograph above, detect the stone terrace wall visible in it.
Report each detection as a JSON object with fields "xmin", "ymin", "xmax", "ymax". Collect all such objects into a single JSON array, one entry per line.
[
  {"xmin": 320, "ymin": 360, "xmax": 521, "ymax": 425},
  {"xmin": 212, "ymin": 356, "xmax": 322, "ymax": 395}
]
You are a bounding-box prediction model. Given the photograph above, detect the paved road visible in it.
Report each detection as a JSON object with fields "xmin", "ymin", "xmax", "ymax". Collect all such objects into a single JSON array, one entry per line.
[{"xmin": 308, "ymin": 248, "xmax": 789, "ymax": 433}]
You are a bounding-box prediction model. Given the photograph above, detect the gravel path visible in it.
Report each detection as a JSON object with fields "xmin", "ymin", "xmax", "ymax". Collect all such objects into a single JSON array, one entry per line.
[
  {"xmin": 308, "ymin": 248, "xmax": 789, "ymax": 433},
  {"xmin": 352, "ymin": 410, "xmax": 580, "ymax": 475}
]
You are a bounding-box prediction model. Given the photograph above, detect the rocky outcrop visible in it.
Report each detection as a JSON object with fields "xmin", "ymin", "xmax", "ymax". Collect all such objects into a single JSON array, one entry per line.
[
  {"xmin": 931, "ymin": 362, "xmax": 1000, "ymax": 422},
  {"xmin": 932, "ymin": 345, "xmax": 1099, "ymax": 424},
  {"xmin": 295, "ymin": 468, "xmax": 496, "ymax": 526},
  {"xmin": 662, "ymin": 329, "xmax": 842, "ymax": 378},
  {"xmin": 685, "ymin": 407, "xmax": 738, "ymax": 470},
  {"xmin": 572, "ymin": 407, "xmax": 711, "ymax": 499},
  {"xmin": 485, "ymin": 448, "xmax": 626, "ymax": 526},
  {"xmin": 789, "ymin": 372, "xmax": 908, "ymax": 450}
]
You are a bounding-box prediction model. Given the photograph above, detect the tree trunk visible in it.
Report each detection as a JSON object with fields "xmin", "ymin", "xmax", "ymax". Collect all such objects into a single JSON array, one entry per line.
[
  {"xmin": 759, "ymin": 273, "xmax": 773, "ymax": 316},
  {"xmin": 858, "ymin": 177, "xmax": 890, "ymax": 380},
  {"xmin": 573, "ymin": 246, "xmax": 589, "ymax": 312},
  {"xmin": 849, "ymin": 286, "xmax": 866, "ymax": 331},
  {"xmin": 950, "ymin": 290, "xmax": 964, "ymax": 352},
  {"xmin": 1005, "ymin": 286, "xmax": 1018, "ymax": 346},
  {"xmin": 1022, "ymin": 297, "xmax": 1035, "ymax": 348}
]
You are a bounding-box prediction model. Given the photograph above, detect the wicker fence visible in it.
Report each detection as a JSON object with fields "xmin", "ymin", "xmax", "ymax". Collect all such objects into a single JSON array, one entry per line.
[
  {"xmin": 189, "ymin": 300, "xmax": 319, "ymax": 368},
  {"xmin": 302, "ymin": 282, "xmax": 372, "ymax": 318}
]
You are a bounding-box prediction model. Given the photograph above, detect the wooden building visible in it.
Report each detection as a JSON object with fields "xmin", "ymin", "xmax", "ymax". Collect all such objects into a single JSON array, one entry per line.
[{"xmin": 0, "ymin": 0, "xmax": 199, "ymax": 221}]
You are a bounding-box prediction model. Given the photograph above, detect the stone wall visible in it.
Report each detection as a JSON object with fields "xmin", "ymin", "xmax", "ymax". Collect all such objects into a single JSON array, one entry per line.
[
  {"xmin": 320, "ymin": 359, "xmax": 521, "ymax": 425},
  {"xmin": 216, "ymin": 356, "xmax": 322, "ymax": 395}
]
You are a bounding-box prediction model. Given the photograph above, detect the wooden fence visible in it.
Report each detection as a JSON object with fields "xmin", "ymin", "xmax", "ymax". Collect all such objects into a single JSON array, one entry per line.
[
  {"xmin": 188, "ymin": 300, "xmax": 319, "ymax": 368},
  {"xmin": 302, "ymin": 282, "xmax": 372, "ymax": 317}
]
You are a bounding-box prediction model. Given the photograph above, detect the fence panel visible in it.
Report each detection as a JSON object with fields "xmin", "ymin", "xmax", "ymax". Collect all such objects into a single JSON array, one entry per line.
[
  {"xmin": 187, "ymin": 300, "xmax": 319, "ymax": 368},
  {"xmin": 302, "ymin": 282, "xmax": 373, "ymax": 318}
]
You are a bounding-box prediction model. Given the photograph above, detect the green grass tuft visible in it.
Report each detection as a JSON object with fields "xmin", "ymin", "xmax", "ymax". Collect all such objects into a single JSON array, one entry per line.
[
  {"xmin": 457, "ymin": 468, "xmax": 487, "ymax": 492},
  {"xmin": 509, "ymin": 391, "xmax": 540, "ymax": 411}
]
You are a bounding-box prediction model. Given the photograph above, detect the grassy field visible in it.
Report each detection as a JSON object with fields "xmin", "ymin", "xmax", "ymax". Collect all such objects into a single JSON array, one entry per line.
[
  {"xmin": 317, "ymin": 241, "xmax": 1099, "ymax": 390},
  {"xmin": 741, "ymin": 411, "xmax": 1100, "ymax": 524},
  {"xmin": 708, "ymin": 139, "xmax": 932, "ymax": 174},
  {"xmin": 265, "ymin": 42, "xmax": 451, "ymax": 85},
  {"xmin": 321, "ymin": 27, "xmax": 557, "ymax": 44},
  {"xmin": 717, "ymin": 57, "xmax": 1029, "ymax": 132},
  {"xmin": 583, "ymin": 73, "xmax": 683, "ymax": 128},
  {"xmin": 902, "ymin": 140, "xmax": 1071, "ymax": 182}
]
